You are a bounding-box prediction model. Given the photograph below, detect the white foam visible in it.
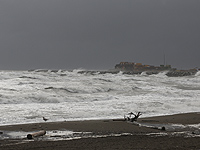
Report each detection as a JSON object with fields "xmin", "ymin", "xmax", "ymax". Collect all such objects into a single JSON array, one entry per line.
[
  {"xmin": 0, "ymin": 70, "xmax": 200, "ymax": 125},
  {"xmin": 195, "ymin": 71, "xmax": 200, "ymax": 76}
]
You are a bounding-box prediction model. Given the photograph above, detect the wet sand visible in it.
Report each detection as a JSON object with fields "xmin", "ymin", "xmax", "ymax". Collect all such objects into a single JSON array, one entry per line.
[{"xmin": 0, "ymin": 112, "xmax": 200, "ymax": 150}]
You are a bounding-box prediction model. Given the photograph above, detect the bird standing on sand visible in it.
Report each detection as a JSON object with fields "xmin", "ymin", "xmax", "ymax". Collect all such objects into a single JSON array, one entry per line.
[{"xmin": 43, "ymin": 117, "xmax": 48, "ymax": 122}]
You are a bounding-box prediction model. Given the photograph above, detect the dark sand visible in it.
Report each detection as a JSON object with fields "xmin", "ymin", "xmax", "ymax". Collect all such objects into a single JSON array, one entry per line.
[{"xmin": 0, "ymin": 112, "xmax": 200, "ymax": 150}]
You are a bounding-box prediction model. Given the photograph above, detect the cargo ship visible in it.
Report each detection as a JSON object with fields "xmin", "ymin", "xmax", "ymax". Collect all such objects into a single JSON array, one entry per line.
[
  {"xmin": 114, "ymin": 62, "xmax": 198, "ymax": 76},
  {"xmin": 115, "ymin": 62, "xmax": 172, "ymax": 72}
]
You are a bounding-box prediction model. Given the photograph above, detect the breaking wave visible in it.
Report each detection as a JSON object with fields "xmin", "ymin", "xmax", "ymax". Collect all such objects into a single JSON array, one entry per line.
[{"xmin": 0, "ymin": 70, "xmax": 199, "ymax": 125}]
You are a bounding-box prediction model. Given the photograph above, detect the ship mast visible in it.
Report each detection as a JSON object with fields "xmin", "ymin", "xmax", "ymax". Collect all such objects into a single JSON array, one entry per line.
[{"xmin": 163, "ymin": 51, "xmax": 166, "ymax": 66}]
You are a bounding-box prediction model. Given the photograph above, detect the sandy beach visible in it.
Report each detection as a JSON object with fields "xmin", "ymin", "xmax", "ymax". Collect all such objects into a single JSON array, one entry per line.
[{"xmin": 0, "ymin": 112, "xmax": 200, "ymax": 150}]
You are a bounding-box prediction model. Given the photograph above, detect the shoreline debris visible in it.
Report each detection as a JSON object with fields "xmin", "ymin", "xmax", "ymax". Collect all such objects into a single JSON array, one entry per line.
[
  {"xmin": 27, "ymin": 130, "xmax": 46, "ymax": 139},
  {"xmin": 124, "ymin": 112, "xmax": 142, "ymax": 122}
]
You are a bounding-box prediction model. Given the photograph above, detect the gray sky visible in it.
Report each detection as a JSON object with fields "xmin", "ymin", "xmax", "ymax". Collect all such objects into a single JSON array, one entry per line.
[{"xmin": 0, "ymin": 0, "xmax": 200, "ymax": 70}]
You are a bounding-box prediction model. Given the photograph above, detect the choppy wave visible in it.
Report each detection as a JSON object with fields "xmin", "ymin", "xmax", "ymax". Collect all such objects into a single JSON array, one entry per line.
[
  {"xmin": 195, "ymin": 71, "xmax": 200, "ymax": 76},
  {"xmin": 0, "ymin": 70, "xmax": 199, "ymax": 125}
]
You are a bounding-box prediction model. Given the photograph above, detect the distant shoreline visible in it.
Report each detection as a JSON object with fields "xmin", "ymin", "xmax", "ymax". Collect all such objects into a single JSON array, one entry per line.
[
  {"xmin": 0, "ymin": 69, "xmax": 198, "ymax": 77},
  {"xmin": 29, "ymin": 69, "xmax": 198, "ymax": 77},
  {"xmin": 77, "ymin": 69, "xmax": 198, "ymax": 77}
]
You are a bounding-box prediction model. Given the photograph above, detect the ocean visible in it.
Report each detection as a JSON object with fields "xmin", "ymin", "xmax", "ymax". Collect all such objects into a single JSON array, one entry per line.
[{"xmin": 0, "ymin": 69, "xmax": 199, "ymax": 126}]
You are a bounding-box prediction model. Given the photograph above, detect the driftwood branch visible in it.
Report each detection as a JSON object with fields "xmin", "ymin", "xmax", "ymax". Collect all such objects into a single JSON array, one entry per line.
[
  {"xmin": 27, "ymin": 130, "xmax": 46, "ymax": 139},
  {"xmin": 124, "ymin": 112, "xmax": 142, "ymax": 122}
]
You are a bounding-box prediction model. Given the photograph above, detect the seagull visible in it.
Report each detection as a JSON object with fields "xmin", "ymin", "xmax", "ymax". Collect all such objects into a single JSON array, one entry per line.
[{"xmin": 43, "ymin": 117, "xmax": 48, "ymax": 122}]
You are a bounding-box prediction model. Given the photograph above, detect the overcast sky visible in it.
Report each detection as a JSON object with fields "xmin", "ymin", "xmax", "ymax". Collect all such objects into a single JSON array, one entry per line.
[{"xmin": 0, "ymin": 0, "xmax": 199, "ymax": 70}]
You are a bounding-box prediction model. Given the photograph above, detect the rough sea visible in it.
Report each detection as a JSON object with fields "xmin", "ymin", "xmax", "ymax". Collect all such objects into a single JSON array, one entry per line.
[{"xmin": 0, "ymin": 69, "xmax": 199, "ymax": 126}]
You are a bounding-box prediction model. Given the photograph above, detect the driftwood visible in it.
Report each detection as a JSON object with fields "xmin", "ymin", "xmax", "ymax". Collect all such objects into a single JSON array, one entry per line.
[
  {"xmin": 124, "ymin": 112, "xmax": 142, "ymax": 122},
  {"xmin": 132, "ymin": 121, "xmax": 166, "ymax": 131},
  {"xmin": 125, "ymin": 112, "xmax": 166, "ymax": 131},
  {"xmin": 27, "ymin": 130, "xmax": 46, "ymax": 139}
]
